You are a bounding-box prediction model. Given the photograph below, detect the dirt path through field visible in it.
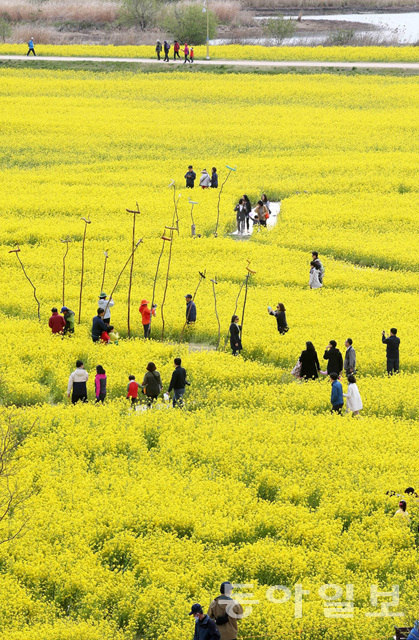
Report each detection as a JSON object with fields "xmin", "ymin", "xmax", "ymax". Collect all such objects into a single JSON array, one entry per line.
[{"xmin": 0, "ymin": 54, "xmax": 418, "ymax": 70}]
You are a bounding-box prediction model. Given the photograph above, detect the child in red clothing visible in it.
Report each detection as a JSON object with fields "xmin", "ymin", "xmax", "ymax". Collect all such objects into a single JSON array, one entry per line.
[
  {"xmin": 101, "ymin": 330, "xmax": 110, "ymax": 343},
  {"xmin": 190, "ymin": 47, "xmax": 194, "ymax": 63},
  {"xmin": 126, "ymin": 375, "xmax": 140, "ymax": 404}
]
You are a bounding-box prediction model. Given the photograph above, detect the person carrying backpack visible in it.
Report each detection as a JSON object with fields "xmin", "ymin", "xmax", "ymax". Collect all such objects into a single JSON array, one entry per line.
[
  {"xmin": 163, "ymin": 40, "xmax": 170, "ymax": 62},
  {"xmin": 174, "ymin": 40, "xmax": 181, "ymax": 60}
]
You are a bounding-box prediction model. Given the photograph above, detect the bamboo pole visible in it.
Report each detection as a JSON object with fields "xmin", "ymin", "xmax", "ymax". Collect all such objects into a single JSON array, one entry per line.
[
  {"xmin": 211, "ymin": 277, "xmax": 221, "ymax": 349},
  {"xmin": 126, "ymin": 202, "xmax": 140, "ymax": 338},
  {"xmin": 180, "ymin": 270, "xmax": 206, "ymax": 341},
  {"xmin": 60, "ymin": 237, "xmax": 71, "ymax": 308},
  {"xmin": 214, "ymin": 164, "xmax": 236, "ymax": 238},
  {"xmin": 9, "ymin": 247, "xmax": 40, "ymax": 321},
  {"xmin": 100, "ymin": 250, "xmax": 109, "ymax": 294},
  {"xmin": 78, "ymin": 217, "xmax": 91, "ymax": 324},
  {"xmin": 149, "ymin": 233, "xmax": 170, "ymax": 338},
  {"xmin": 241, "ymin": 261, "xmax": 256, "ymax": 337},
  {"xmin": 105, "ymin": 239, "xmax": 143, "ymax": 317}
]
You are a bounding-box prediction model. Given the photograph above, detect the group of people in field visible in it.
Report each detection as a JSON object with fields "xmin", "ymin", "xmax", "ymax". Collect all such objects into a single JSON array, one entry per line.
[
  {"xmin": 67, "ymin": 357, "xmax": 190, "ymax": 408},
  {"xmin": 156, "ymin": 40, "xmax": 194, "ymax": 63},
  {"xmin": 184, "ymin": 165, "xmax": 218, "ymax": 189},
  {"xmin": 234, "ymin": 193, "xmax": 272, "ymax": 234}
]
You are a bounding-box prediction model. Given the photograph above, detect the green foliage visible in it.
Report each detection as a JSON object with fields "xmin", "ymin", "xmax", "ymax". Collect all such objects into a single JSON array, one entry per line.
[
  {"xmin": 163, "ymin": 4, "xmax": 217, "ymax": 46},
  {"xmin": 120, "ymin": 0, "xmax": 161, "ymax": 30},
  {"xmin": 263, "ymin": 15, "xmax": 296, "ymax": 45},
  {"xmin": 326, "ymin": 29, "xmax": 356, "ymax": 46},
  {"xmin": 0, "ymin": 16, "xmax": 12, "ymax": 43}
]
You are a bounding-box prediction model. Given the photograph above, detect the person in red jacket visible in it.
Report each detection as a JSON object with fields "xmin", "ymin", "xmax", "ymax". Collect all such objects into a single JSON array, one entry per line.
[
  {"xmin": 139, "ymin": 299, "xmax": 156, "ymax": 339},
  {"xmin": 126, "ymin": 375, "xmax": 140, "ymax": 405},
  {"xmin": 174, "ymin": 40, "xmax": 180, "ymax": 60},
  {"xmin": 48, "ymin": 307, "xmax": 66, "ymax": 334},
  {"xmin": 190, "ymin": 47, "xmax": 194, "ymax": 63}
]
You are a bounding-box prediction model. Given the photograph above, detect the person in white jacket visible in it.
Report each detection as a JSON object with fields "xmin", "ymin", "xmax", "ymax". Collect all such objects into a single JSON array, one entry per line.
[
  {"xmin": 343, "ymin": 374, "xmax": 363, "ymax": 416},
  {"xmin": 309, "ymin": 261, "xmax": 323, "ymax": 289},
  {"xmin": 199, "ymin": 169, "xmax": 211, "ymax": 189},
  {"xmin": 98, "ymin": 292, "xmax": 114, "ymax": 325},
  {"xmin": 67, "ymin": 360, "xmax": 89, "ymax": 404}
]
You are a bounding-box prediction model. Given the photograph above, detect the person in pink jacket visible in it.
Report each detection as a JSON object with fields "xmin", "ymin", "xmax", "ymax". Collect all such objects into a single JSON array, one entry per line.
[{"xmin": 95, "ymin": 365, "xmax": 107, "ymax": 403}]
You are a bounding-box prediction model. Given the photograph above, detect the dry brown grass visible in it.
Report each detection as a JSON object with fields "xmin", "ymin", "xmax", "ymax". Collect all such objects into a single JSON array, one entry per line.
[
  {"xmin": 242, "ymin": 0, "xmax": 418, "ymax": 8},
  {"xmin": 0, "ymin": 0, "xmax": 120, "ymax": 24}
]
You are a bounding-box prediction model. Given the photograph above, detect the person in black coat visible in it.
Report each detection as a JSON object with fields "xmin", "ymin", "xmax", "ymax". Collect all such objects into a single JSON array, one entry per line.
[
  {"xmin": 323, "ymin": 340, "xmax": 343, "ymax": 375},
  {"xmin": 243, "ymin": 194, "xmax": 252, "ymax": 232},
  {"xmin": 210, "ymin": 167, "xmax": 218, "ymax": 188},
  {"xmin": 299, "ymin": 341, "xmax": 320, "ymax": 380},
  {"xmin": 229, "ymin": 315, "xmax": 242, "ymax": 356},
  {"xmin": 91, "ymin": 308, "xmax": 109, "ymax": 342},
  {"xmin": 382, "ymin": 328, "xmax": 400, "ymax": 374},
  {"xmin": 268, "ymin": 302, "xmax": 289, "ymax": 335}
]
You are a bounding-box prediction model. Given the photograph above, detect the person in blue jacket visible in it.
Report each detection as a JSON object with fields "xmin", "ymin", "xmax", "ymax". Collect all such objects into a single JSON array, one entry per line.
[
  {"xmin": 330, "ymin": 372, "xmax": 343, "ymax": 415},
  {"xmin": 189, "ymin": 603, "xmax": 220, "ymax": 640},
  {"xmin": 27, "ymin": 38, "xmax": 36, "ymax": 56},
  {"xmin": 185, "ymin": 294, "xmax": 196, "ymax": 323},
  {"xmin": 382, "ymin": 328, "xmax": 400, "ymax": 375},
  {"xmin": 407, "ymin": 621, "xmax": 419, "ymax": 640},
  {"xmin": 91, "ymin": 308, "xmax": 108, "ymax": 342}
]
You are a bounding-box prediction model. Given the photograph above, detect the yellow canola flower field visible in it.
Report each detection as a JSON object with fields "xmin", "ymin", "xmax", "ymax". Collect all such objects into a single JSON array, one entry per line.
[
  {"xmin": 0, "ymin": 66, "xmax": 418, "ymax": 640},
  {"xmin": 0, "ymin": 43, "xmax": 419, "ymax": 62}
]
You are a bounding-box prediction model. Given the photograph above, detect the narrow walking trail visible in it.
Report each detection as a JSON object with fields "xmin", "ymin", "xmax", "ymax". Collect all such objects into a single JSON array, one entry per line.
[{"xmin": 0, "ymin": 55, "xmax": 418, "ymax": 71}]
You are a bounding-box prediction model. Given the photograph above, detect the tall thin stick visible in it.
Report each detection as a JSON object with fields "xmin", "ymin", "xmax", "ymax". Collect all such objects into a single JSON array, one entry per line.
[
  {"xmin": 149, "ymin": 234, "xmax": 169, "ymax": 338},
  {"xmin": 214, "ymin": 165, "xmax": 236, "ymax": 238},
  {"xmin": 223, "ymin": 279, "xmax": 245, "ymax": 349},
  {"xmin": 241, "ymin": 262, "xmax": 256, "ymax": 337},
  {"xmin": 100, "ymin": 250, "xmax": 109, "ymax": 294},
  {"xmin": 9, "ymin": 248, "xmax": 40, "ymax": 321},
  {"xmin": 180, "ymin": 270, "xmax": 206, "ymax": 341},
  {"xmin": 60, "ymin": 238, "xmax": 71, "ymax": 308},
  {"xmin": 105, "ymin": 239, "xmax": 143, "ymax": 316},
  {"xmin": 78, "ymin": 217, "xmax": 91, "ymax": 324},
  {"xmin": 160, "ymin": 226, "xmax": 176, "ymax": 341},
  {"xmin": 126, "ymin": 203, "xmax": 140, "ymax": 338},
  {"xmin": 211, "ymin": 277, "xmax": 220, "ymax": 349}
]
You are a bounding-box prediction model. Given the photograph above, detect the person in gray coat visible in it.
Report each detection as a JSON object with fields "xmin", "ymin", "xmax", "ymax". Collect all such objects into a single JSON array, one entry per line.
[
  {"xmin": 141, "ymin": 362, "xmax": 162, "ymax": 407},
  {"xmin": 344, "ymin": 338, "xmax": 356, "ymax": 378}
]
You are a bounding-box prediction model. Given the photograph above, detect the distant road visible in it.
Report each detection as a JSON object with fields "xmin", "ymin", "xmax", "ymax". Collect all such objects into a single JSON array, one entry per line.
[{"xmin": 0, "ymin": 54, "xmax": 418, "ymax": 70}]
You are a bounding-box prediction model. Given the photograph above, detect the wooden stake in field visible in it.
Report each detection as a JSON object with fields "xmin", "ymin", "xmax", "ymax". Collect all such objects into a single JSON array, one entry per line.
[
  {"xmin": 60, "ymin": 237, "xmax": 72, "ymax": 308},
  {"xmin": 241, "ymin": 260, "xmax": 256, "ymax": 338},
  {"xmin": 126, "ymin": 202, "xmax": 141, "ymax": 338},
  {"xmin": 188, "ymin": 198, "xmax": 199, "ymax": 237},
  {"xmin": 169, "ymin": 180, "xmax": 181, "ymax": 233},
  {"xmin": 100, "ymin": 250, "xmax": 109, "ymax": 294},
  {"xmin": 149, "ymin": 231, "xmax": 170, "ymax": 338},
  {"xmin": 9, "ymin": 247, "xmax": 40, "ymax": 321},
  {"xmin": 180, "ymin": 270, "xmax": 206, "ymax": 341},
  {"xmin": 214, "ymin": 164, "xmax": 236, "ymax": 238},
  {"xmin": 211, "ymin": 276, "xmax": 221, "ymax": 349},
  {"xmin": 78, "ymin": 217, "xmax": 91, "ymax": 325},
  {"xmin": 160, "ymin": 225, "xmax": 178, "ymax": 341},
  {"xmin": 105, "ymin": 238, "xmax": 143, "ymax": 318}
]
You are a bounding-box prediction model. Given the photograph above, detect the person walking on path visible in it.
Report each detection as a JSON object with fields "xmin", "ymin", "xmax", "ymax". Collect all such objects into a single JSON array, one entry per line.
[
  {"xmin": 330, "ymin": 372, "xmax": 343, "ymax": 415},
  {"xmin": 261, "ymin": 193, "xmax": 271, "ymax": 216},
  {"xmin": 139, "ymin": 299, "xmax": 156, "ymax": 338},
  {"xmin": 253, "ymin": 200, "xmax": 268, "ymax": 227},
  {"xmin": 234, "ymin": 199, "xmax": 246, "ymax": 235},
  {"xmin": 344, "ymin": 338, "xmax": 356, "ymax": 377},
  {"xmin": 200, "ymin": 169, "xmax": 211, "ymax": 188},
  {"xmin": 174, "ymin": 40, "xmax": 181, "ymax": 60},
  {"xmin": 243, "ymin": 195, "xmax": 251, "ymax": 232},
  {"xmin": 211, "ymin": 167, "xmax": 218, "ymax": 188},
  {"xmin": 309, "ymin": 261, "xmax": 322, "ymax": 289},
  {"xmin": 141, "ymin": 362, "xmax": 162, "ymax": 407},
  {"xmin": 126, "ymin": 375, "xmax": 140, "ymax": 405},
  {"xmin": 168, "ymin": 357, "xmax": 189, "ymax": 407},
  {"xmin": 323, "ymin": 340, "xmax": 343, "ymax": 376},
  {"xmin": 343, "ymin": 374, "xmax": 362, "ymax": 416},
  {"xmin": 155, "ymin": 40, "xmax": 162, "ymax": 60},
  {"xmin": 67, "ymin": 360, "xmax": 88, "ymax": 404},
  {"xmin": 61, "ymin": 306, "xmax": 75, "ymax": 335},
  {"xmin": 95, "ymin": 365, "xmax": 107, "ymax": 403},
  {"xmin": 299, "ymin": 341, "xmax": 320, "ymax": 380},
  {"xmin": 190, "ymin": 47, "xmax": 194, "ymax": 63},
  {"xmin": 229, "ymin": 315, "xmax": 242, "ymax": 356},
  {"xmin": 382, "ymin": 328, "xmax": 400, "ymax": 375},
  {"xmin": 97, "ymin": 292, "xmax": 114, "ymax": 325},
  {"xmin": 27, "ymin": 38, "xmax": 36, "ymax": 56},
  {"xmin": 189, "ymin": 603, "xmax": 220, "ymax": 640},
  {"xmin": 182, "ymin": 43, "xmax": 190, "ymax": 63},
  {"xmin": 185, "ymin": 165, "xmax": 196, "ymax": 188},
  {"xmin": 49, "ymin": 307, "xmax": 66, "ymax": 334},
  {"xmin": 311, "ymin": 251, "xmax": 325, "ymax": 284},
  {"xmin": 268, "ymin": 303, "xmax": 289, "ymax": 335},
  {"xmin": 163, "ymin": 40, "xmax": 170, "ymax": 61},
  {"xmin": 185, "ymin": 294, "xmax": 197, "ymax": 323},
  {"xmin": 208, "ymin": 582, "xmax": 243, "ymax": 640},
  {"xmin": 92, "ymin": 308, "xmax": 109, "ymax": 342}
]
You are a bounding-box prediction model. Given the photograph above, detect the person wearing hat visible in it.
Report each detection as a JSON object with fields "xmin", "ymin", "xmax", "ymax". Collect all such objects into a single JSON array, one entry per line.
[
  {"xmin": 61, "ymin": 306, "xmax": 75, "ymax": 335},
  {"xmin": 189, "ymin": 603, "xmax": 220, "ymax": 640},
  {"xmin": 185, "ymin": 294, "xmax": 196, "ymax": 323},
  {"xmin": 48, "ymin": 307, "xmax": 66, "ymax": 334},
  {"xmin": 199, "ymin": 169, "xmax": 211, "ymax": 189},
  {"xmin": 139, "ymin": 299, "xmax": 157, "ymax": 339},
  {"xmin": 208, "ymin": 582, "xmax": 243, "ymax": 640},
  {"xmin": 97, "ymin": 292, "xmax": 114, "ymax": 325}
]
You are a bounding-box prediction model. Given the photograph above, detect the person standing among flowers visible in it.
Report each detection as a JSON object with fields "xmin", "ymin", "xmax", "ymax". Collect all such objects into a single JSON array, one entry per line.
[
  {"xmin": 97, "ymin": 292, "xmax": 114, "ymax": 325},
  {"xmin": 330, "ymin": 372, "xmax": 343, "ymax": 415},
  {"xmin": 267, "ymin": 303, "xmax": 289, "ymax": 335},
  {"xmin": 382, "ymin": 328, "xmax": 400, "ymax": 375},
  {"xmin": 95, "ymin": 365, "xmax": 107, "ymax": 403},
  {"xmin": 323, "ymin": 340, "xmax": 343, "ymax": 376},
  {"xmin": 141, "ymin": 362, "xmax": 162, "ymax": 407},
  {"xmin": 211, "ymin": 167, "xmax": 218, "ymax": 188},
  {"xmin": 61, "ymin": 306, "xmax": 75, "ymax": 335},
  {"xmin": 189, "ymin": 603, "xmax": 220, "ymax": 640},
  {"xmin": 208, "ymin": 582, "xmax": 243, "ymax": 640},
  {"xmin": 48, "ymin": 307, "xmax": 66, "ymax": 334},
  {"xmin": 200, "ymin": 169, "xmax": 211, "ymax": 188},
  {"xmin": 343, "ymin": 374, "xmax": 362, "ymax": 417},
  {"xmin": 185, "ymin": 294, "xmax": 197, "ymax": 323},
  {"xmin": 299, "ymin": 341, "xmax": 320, "ymax": 380},
  {"xmin": 243, "ymin": 195, "xmax": 252, "ymax": 233},
  {"xmin": 229, "ymin": 315, "xmax": 242, "ymax": 356},
  {"xmin": 168, "ymin": 357, "xmax": 189, "ymax": 407},
  {"xmin": 234, "ymin": 199, "xmax": 246, "ymax": 235},
  {"xmin": 139, "ymin": 299, "xmax": 156, "ymax": 338},
  {"xmin": 311, "ymin": 251, "xmax": 325, "ymax": 284},
  {"xmin": 126, "ymin": 375, "xmax": 140, "ymax": 405},
  {"xmin": 67, "ymin": 360, "xmax": 88, "ymax": 404},
  {"xmin": 344, "ymin": 338, "xmax": 356, "ymax": 377},
  {"xmin": 309, "ymin": 261, "xmax": 322, "ymax": 289},
  {"xmin": 92, "ymin": 308, "xmax": 108, "ymax": 343},
  {"xmin": 185, "ymin": 165, "xmax": 196, "ymax": 188}
]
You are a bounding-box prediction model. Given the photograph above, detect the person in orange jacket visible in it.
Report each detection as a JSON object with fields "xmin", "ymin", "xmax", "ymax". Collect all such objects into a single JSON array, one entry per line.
[{"xmin": 139, "ymin": 299, "xmax": 157, "ymax": 338}]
